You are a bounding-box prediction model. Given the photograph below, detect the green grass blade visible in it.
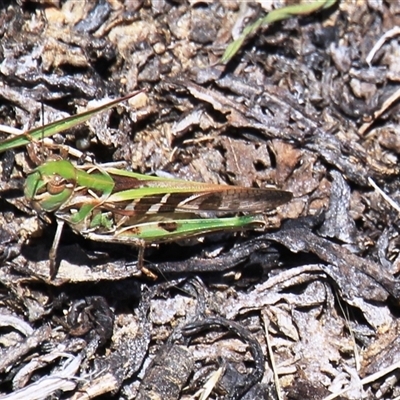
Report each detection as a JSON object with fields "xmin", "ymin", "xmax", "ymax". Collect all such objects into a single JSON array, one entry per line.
[
  {"xmin": 221, "ymin": 0, "xmax": 337, "ymax": 64},
  {"xmin": 0, "ymin": 90, "xmax": 145, "ymax": 153}
]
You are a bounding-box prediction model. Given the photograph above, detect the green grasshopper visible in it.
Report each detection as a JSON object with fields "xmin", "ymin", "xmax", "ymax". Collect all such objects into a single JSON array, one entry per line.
[{"xmin": 0, "ymin": 91, "xmax": 292, "ymax": 278}]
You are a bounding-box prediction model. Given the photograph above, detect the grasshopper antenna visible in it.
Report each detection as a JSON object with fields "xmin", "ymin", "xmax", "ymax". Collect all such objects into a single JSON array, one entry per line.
[{"xmin": 41, "ymin": 97, "xmax": 44, "ymax": 158}]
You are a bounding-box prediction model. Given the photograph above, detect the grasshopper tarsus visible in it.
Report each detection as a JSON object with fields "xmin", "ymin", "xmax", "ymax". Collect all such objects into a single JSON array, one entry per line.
[
  {"xmin": 140, "ymin": 266, "xmax": 158, "ymax": 280},
  {"xmin": 49, "ymin": 260, "xmax": 57, "ymax": 280}
]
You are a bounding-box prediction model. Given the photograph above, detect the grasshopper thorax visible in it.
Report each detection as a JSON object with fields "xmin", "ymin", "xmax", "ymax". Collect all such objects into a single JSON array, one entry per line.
[{"xmin": 24, "ymin": 160, "xmax": 77, "ymax": 213}]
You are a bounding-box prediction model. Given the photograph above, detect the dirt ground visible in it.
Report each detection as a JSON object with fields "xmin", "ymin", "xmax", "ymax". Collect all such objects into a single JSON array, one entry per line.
[{"xmin": 1, "ymin": 1, "xmax": 400, "ymax": 399}]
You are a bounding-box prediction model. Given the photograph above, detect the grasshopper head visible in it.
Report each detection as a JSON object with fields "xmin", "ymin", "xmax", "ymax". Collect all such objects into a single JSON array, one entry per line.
[{"xmin": 24, "ymin": 160, "xmax": 77, "ymax": 213}]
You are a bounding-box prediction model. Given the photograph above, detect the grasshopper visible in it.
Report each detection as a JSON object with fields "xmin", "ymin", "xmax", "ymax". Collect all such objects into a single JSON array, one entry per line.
[{"xmin": 0, "ymin": 91, "xmax": 292, "ymax": 278}]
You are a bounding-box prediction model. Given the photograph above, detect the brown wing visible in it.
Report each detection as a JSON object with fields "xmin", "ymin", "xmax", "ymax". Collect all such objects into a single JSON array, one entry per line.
[{"xmin": 103, "ymin": 187, "xmax": 292, "ymax": 216}]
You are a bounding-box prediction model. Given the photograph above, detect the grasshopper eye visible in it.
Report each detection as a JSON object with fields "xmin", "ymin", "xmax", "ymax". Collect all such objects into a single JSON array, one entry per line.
[{"xmin": 47, "ymin": 174, "xmax": 67, "ymax": 195}]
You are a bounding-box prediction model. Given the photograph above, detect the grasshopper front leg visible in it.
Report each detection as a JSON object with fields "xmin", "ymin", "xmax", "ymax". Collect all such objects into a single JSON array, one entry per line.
[
  {"xmin": 137, "ymin": 245, "xmax": 158, "ymax": 280},
  {"xmin": 48, "ymin": 219, "xmax": 65, "ymax": 279}
]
